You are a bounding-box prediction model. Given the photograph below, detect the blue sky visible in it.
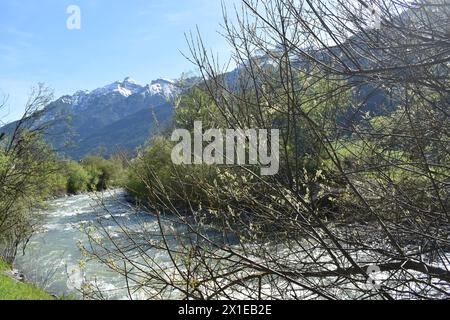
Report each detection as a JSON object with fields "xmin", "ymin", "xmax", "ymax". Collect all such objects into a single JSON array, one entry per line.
[{"xmin": 0, "ymin": 0, "xmax": 237, "ymax": 123}]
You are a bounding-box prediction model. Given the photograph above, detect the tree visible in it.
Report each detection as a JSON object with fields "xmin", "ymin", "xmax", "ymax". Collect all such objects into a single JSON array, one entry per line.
[{"xmin": 0, "ymin": 84, "xmax": 62, "ymax": 264}]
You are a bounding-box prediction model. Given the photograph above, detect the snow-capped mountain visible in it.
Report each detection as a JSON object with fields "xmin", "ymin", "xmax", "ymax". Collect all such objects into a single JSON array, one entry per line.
[
  {"xmin": 85, "ymin": 77, "xmax": 175, "ymax": 99},
  {"xmin": 7, "ymin": 77, "xmax": 177, "ymax": 159},
  {"xmin": 58, "ymin": 77, "xmax": 176, "ymax": 112}
]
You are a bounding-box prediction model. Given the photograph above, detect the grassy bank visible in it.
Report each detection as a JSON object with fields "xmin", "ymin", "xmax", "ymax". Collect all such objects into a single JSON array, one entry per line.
[{"xmin": 0, "ymin": 258, "xmax": 55, "ymax": 300}]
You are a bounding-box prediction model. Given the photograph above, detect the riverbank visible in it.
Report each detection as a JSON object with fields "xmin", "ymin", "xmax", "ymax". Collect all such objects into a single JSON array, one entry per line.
[{"xmin": 0, "ymin": 258, "xmax": 55, "ymax": 300}]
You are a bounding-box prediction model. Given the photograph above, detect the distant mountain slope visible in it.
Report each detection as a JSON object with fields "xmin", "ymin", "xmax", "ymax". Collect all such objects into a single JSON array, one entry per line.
[
  {"xmin": 2, "ymin": 77, "xmax": 176, "ymax": 159},
  {"xmin": 73, "ymin": 103, "xmax": 173, "ymax": 158}
]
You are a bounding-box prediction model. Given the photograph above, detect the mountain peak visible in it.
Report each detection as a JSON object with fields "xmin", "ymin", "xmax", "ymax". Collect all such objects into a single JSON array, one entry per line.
[
  {"xmin": 123, "ymin": 76, "xmax": 138, "ymax": 85},
  {"xmin": 55, "ymin": 76, "xmax": 177, "ymax": 111},
  {"xmin": 152, "ymin": 78, "xmax": 175, "ymax": 85}
]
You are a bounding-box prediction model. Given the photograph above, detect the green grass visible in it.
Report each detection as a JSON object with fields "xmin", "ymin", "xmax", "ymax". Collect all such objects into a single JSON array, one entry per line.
[{"xmin": 0, "ymin": 258, "xmax": 55, "ymax": 300}]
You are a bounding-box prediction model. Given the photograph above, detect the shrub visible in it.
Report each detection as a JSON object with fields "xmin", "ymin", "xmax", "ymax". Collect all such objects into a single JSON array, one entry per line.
[
  {"xmin": 81, "ymin": 156, "xmax": 125, "ymax": 191},
  {"xmin": 125, "ymin": 137, "xmax": 216, "ymax": 209},
  {"xmin": 65, "ymin": 161, "xmax": 90, "ymax": 194}
]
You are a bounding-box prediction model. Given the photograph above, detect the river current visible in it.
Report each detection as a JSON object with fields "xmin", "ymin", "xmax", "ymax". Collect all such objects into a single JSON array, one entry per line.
[{"xmin": 14, "ymin": 190, "xmax": 165, "ymax": 299}]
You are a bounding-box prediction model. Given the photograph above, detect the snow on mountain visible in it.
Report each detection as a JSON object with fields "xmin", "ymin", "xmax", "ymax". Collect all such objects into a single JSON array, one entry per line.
[
  {"xmin": 147, "ymin": 78, "xmax": 176, "ymax": 100},
  {"xmin": 87, "ymin": 77, "xmax": 175, "ymax": 99},
  {"xmin": 91, "ymin": 77, "xmax": 145, "ymax": 98},
  {"xmin": 55, "ymin": 77, "xmax": 176, "ymax": 113},
  {"xmin": 24, "ymin": 76, "xmax": 178, "ymax": 159}
]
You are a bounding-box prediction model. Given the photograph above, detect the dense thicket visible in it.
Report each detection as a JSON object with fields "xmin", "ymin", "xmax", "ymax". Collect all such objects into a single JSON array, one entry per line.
[
  {"xmin": 64, "ymin": 156, "xmax": 125, "ymax": 194},
  {"xmin": 87, "ymin": 0, "xmax": 449, "ymax": 300}
]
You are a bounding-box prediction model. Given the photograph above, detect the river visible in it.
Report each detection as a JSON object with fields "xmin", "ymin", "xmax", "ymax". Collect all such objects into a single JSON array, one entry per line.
[
  {"xmin": 14, "ymin": 189, "xmax": 170, "ymax": 300},
  {"xmin": 13, "ymin": 190, "xmax": 449, "ymax": 300}
]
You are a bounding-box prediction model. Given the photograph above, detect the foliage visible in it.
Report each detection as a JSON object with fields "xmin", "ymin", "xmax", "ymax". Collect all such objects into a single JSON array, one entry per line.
[
  {"xmin": 0, "ymin": 130, "xmax": 62, "ymax": 263},
  {"xmin": 65, "ymin": 161, "xmax": 90, "ymax": 194},
  {"xmin": 64, "ymin": 156, "xmax": 125, "ymax": 194},
  {"xmin": 125, "ymin": 137, "xmax": 216, "ymax": 210},
  {"xmin": 82, "ymin": 156, "xmax": 125, "ymax": 191}
]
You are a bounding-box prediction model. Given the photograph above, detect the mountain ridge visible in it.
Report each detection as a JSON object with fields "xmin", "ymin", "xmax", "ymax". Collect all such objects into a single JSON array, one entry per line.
[{"xmin": 1, "ymin": 77, "xmax": 177, "ymax": 160}]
